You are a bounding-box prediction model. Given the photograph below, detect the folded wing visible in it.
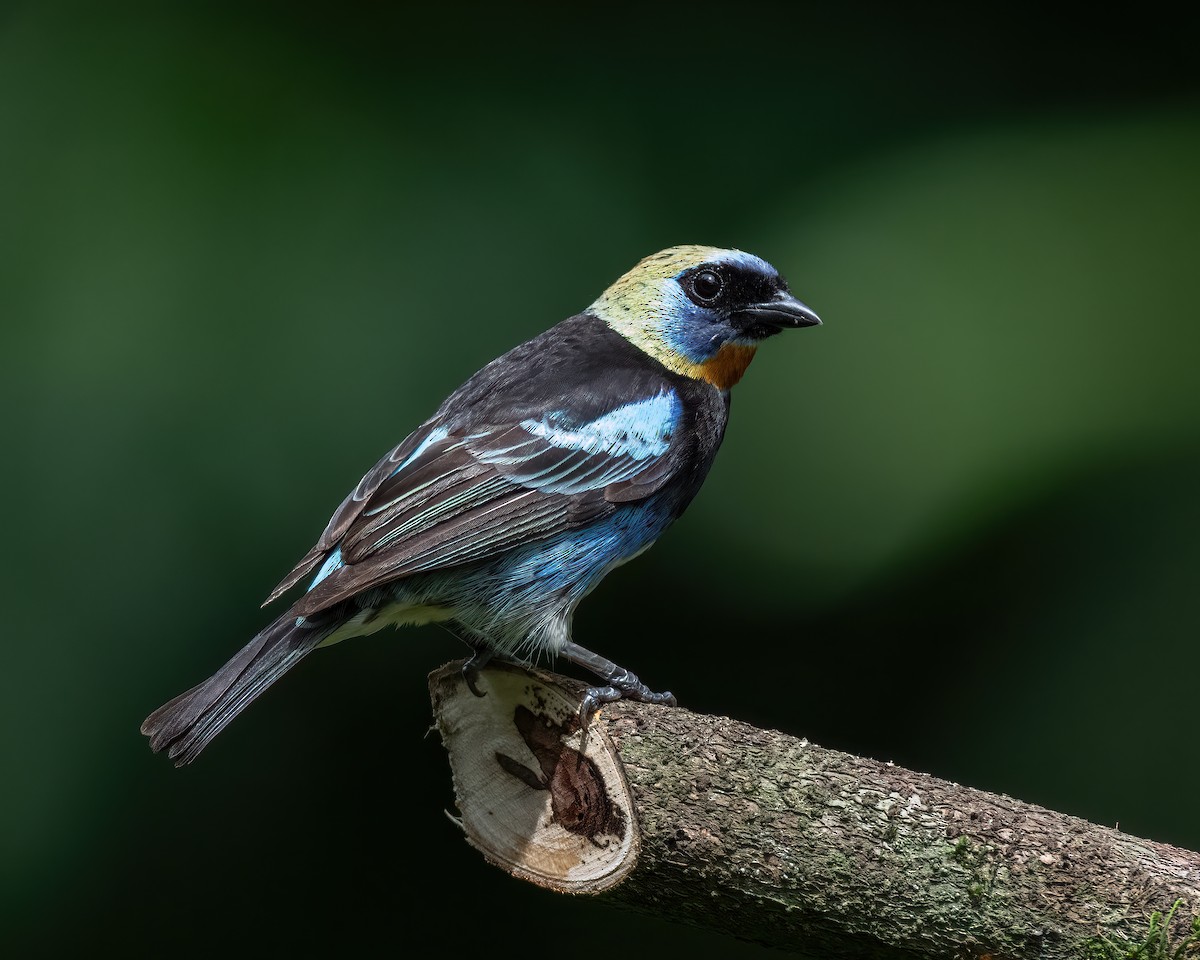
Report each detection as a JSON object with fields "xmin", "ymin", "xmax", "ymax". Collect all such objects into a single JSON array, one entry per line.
[{"xmin": 273, "ymin": 389, "xmax": 684, "ymax": 618}]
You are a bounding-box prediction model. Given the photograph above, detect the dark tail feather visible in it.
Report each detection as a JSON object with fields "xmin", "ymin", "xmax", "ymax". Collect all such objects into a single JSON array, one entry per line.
[{"xmin": 141, "ymin": 609, "xmax": 332, "ymax": 766}]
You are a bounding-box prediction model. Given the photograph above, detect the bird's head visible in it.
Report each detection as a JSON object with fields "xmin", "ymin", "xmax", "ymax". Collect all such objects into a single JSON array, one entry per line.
[{"xmin": 590, "ymin": 245, "xmax": 821, "ymax": 390}]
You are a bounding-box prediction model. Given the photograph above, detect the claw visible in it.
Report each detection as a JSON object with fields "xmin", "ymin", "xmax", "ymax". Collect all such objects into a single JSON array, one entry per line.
[
  {"xmin": 561, "ymin": 640, "xmax": 677, "ymax": 751},
  {"xmin": 462, "ymin": 648, "xmax": 495, "ymax": 698}
]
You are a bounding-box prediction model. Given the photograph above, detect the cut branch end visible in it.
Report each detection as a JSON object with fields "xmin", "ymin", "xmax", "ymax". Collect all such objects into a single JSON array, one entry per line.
[{"xmin": 429, "ymin": 660, "xmax": 638, "ymax": 893}]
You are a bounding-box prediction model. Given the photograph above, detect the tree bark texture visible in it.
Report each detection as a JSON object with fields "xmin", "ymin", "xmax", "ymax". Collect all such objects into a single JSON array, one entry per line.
[{"xmin": 429, "ymin": 662, "xmax": 1200, "ymax": 958}]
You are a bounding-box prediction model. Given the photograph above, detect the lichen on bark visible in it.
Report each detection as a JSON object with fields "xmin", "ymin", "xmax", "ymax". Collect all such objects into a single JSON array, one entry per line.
[{"xmin": 431, "ymin": 663, "xmax": 1200, "ymax": 959}]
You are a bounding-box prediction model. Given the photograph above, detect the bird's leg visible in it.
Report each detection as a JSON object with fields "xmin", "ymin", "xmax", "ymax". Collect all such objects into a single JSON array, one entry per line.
[
  {"xmin": 558, "ymin": 641, "xmax": 676, "ymax": 741},
  {"xmin": 462, "ymin": 646, "xmax": 495, "ymax": 698}
]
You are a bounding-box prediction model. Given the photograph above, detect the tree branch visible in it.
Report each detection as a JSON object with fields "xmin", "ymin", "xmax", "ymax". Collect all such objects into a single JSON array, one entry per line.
[{"xmin": 429, "ymin": 661, "xmax": 1200, "ymax": 958}]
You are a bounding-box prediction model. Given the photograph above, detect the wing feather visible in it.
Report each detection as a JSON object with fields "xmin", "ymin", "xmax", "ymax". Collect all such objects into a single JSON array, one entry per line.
[
  {"xmin": 262, "ymin": 424, "xmax": 449, "ymax": 604},
  {"xmin": 282, "ymin": 388, "xmax": 685, "ymax": 618}
]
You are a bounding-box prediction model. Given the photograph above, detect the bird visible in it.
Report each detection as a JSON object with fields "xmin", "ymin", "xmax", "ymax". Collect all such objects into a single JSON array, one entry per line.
[{"xmin": 141, "ymin": 245, "xmax": 821, "ymax": 765}]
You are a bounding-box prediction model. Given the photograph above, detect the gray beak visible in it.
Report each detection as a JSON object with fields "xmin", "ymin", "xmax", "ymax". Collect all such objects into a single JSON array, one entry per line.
[{"xmin": 733, "ymin": 291, "xmax": 822, "ymax": 338}]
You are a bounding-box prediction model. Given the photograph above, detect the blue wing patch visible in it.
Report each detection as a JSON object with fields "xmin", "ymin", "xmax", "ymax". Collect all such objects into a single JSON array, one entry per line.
[
  {"xmin": 309, "ymin": 545, "xmax": 344, "ymax": 589},
  {"xmin": 470, "ymin": 390, "xmax": 682, "ymax": 495},
  {"xmin": 520, "ymin": 391, "xmax": 679, "ymax": 459},
  {"xmin": 288, "ymin": 389, "xmax": 684, "ymax": 612},
  {"xmin": 388, "ymin": 425, "xmax": 450, "ymax": 477}
]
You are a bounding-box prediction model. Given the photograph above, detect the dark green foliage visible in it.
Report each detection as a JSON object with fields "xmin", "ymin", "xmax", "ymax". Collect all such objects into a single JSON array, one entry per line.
[{"xmin": 1087, "ymin": 902, "xmax": 1200, "ymax": 960}]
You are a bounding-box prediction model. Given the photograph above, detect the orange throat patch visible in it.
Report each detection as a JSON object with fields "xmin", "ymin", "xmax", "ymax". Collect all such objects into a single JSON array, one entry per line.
[{"xmin": 689, "ymin": 343, "xmax": 758, "ymax": 390}]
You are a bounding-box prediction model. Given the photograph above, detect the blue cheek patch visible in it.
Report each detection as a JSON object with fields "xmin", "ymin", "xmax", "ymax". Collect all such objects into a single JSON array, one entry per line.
[{"xmin": 657, "ymin": 284, "xmax": 732, "ymax": 364}]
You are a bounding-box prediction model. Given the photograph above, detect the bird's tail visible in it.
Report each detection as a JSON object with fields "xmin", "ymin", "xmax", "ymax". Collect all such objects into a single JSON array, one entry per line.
[{"xmin": 141, "ymin": 608, "xmax": 334, "ymax": 766}]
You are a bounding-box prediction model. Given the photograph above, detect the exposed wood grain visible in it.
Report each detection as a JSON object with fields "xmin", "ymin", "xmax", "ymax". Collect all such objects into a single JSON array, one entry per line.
[{"xmin": 430, "ymin": 662, "xmax": 1200, "ymax": 957}]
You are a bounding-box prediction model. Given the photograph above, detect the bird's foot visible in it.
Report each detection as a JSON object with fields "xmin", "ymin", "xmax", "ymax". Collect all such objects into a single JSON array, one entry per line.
[
  {"xmin": 462, "ymin": 648, "xmax": 495, "ymax": 698},
  {"xmin": 558, "ymin": 640, "xmax": 677, "ymax": 729},
  {"xmin": 579, "ymin": 671, "xmax": 676, "ymax": 722}
]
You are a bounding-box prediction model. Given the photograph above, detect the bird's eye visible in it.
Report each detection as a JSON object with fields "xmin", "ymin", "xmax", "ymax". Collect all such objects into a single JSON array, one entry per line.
[{"xmin": 691, "ymin": 269, "xmax": 724, "ymax": 304}]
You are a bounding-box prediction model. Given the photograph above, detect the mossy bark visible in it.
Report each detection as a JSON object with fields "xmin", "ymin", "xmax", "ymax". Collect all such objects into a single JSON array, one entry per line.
[{"xmin": 430, "ymin": 663, "xmax": 1200, "ymax": 957}]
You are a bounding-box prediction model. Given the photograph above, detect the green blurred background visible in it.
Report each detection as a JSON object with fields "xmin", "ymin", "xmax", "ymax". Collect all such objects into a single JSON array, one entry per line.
[{"xmin": 2, "ymin": 2, "xmax": 1198, "ymax": 955}]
